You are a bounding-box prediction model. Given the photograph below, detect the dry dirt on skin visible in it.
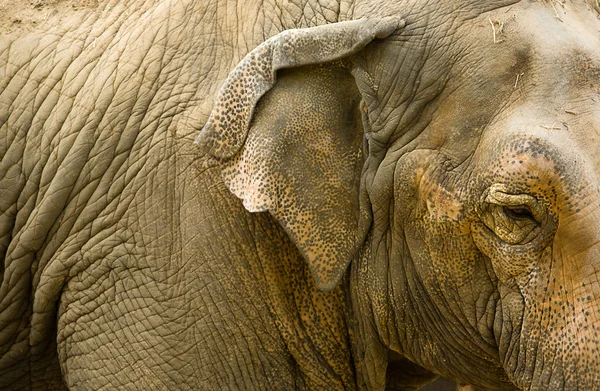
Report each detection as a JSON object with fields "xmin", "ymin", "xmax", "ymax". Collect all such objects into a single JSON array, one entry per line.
[{"xmin": 0, "ymin": 0, "xmax": 99, "ymax": 35}]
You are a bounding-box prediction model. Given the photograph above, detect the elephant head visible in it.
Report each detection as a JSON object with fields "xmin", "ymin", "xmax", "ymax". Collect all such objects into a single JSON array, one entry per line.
[{"xmin": 197, "ymin": 0, "xmax": 600, "ymax": 389}]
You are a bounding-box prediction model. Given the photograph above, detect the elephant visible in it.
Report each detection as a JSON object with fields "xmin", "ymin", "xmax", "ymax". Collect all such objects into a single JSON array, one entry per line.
[{"xmin": 1, "ymin": 0, "xmax": 600, "ymax": 389}]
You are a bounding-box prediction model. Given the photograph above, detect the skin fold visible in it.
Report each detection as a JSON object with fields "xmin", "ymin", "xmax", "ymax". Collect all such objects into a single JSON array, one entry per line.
[{"xmin": 1, "ymin": 0, "xmax": 599, "ymax": 390}]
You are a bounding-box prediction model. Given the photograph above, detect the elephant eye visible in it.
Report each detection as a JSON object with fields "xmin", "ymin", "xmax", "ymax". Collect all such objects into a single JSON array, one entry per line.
[
  {"xmin": 502, "ymin": 205, "xmax": 534, "ymax": 220},
  {"xmin": 481, "ymin": 186, "xmax": 543, "ymax": 245}
]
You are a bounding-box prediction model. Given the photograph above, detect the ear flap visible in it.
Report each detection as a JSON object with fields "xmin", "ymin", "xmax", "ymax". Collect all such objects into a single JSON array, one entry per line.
[{"xmin": 196, "ymin": 18, "xmax": 404, "ymax": 290}]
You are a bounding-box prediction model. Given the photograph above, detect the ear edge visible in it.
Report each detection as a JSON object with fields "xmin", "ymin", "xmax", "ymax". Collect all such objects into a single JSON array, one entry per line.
[{"xmin": 196, "ymin": 17, "xmax": 405, "ymax": 160}]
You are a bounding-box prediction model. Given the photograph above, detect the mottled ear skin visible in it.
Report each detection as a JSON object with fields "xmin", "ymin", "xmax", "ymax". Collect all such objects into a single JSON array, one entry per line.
[{"xmin": 197, "ymin": 18, "xmax": 405, "ymax": 290}]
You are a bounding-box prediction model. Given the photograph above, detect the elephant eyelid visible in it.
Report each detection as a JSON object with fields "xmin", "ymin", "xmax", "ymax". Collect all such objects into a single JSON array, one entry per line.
[
  {"xmin": 478, "ymin": 185, "xmax": 549, "ymax": 245},
  {"xmin": 484, "ymin": 185, "xmax": 544, "ymax": 223}
]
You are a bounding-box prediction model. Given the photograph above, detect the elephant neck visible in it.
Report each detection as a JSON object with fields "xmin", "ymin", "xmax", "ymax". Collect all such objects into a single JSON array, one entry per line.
[{"xmin": 247, "ymin": 212, "xmax": 357, "ymax": 388}]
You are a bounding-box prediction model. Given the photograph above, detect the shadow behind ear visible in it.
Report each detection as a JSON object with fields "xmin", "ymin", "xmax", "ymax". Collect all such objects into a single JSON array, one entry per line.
[{"xmin": 222, "ymin": 64, "xmax": 366, "ymax": 290}]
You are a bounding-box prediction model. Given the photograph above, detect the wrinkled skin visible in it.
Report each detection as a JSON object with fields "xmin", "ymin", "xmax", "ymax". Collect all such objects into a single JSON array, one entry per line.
[{"xmin": 1, "ymin": 0, "xmax": 600, "ymax": 390}]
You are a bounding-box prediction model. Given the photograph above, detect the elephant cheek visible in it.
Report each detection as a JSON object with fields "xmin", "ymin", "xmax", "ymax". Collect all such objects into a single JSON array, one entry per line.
[{"xmin": 409, "ymin": 166, "xmax": 476, "ymax": 288}]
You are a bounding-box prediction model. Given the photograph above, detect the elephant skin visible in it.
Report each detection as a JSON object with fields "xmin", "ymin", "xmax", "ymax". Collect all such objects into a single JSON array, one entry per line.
[{"xmin": 1, "ymin": 0, "xmax": 600, "ymax": 390}]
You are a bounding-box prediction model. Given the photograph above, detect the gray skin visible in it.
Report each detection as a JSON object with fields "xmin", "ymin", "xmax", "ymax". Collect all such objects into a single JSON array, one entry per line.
[{"xmin": 1, "ymin": 0, "xmax": 600, "ymax": 390}]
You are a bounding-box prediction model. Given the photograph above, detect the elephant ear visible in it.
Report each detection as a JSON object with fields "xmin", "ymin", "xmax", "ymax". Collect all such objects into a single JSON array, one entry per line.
[{"xmin": 196, "ymin": 18, "xmax": 404, "ymax": 290}]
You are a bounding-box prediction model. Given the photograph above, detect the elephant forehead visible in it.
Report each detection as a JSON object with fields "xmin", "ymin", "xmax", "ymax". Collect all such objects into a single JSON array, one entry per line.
[
  {"xmin": 465, "ymin": 1, "xmax": 600, "ymax": 92},
  {"xmin": 417, "ymin": 1, "xmax": 600, "ymax": 163}
]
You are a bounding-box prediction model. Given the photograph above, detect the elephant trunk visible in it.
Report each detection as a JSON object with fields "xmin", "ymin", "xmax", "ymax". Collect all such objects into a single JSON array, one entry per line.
[{"xmin": 502, "ymin": 203, "xmax": 600, "ymax": 390}]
